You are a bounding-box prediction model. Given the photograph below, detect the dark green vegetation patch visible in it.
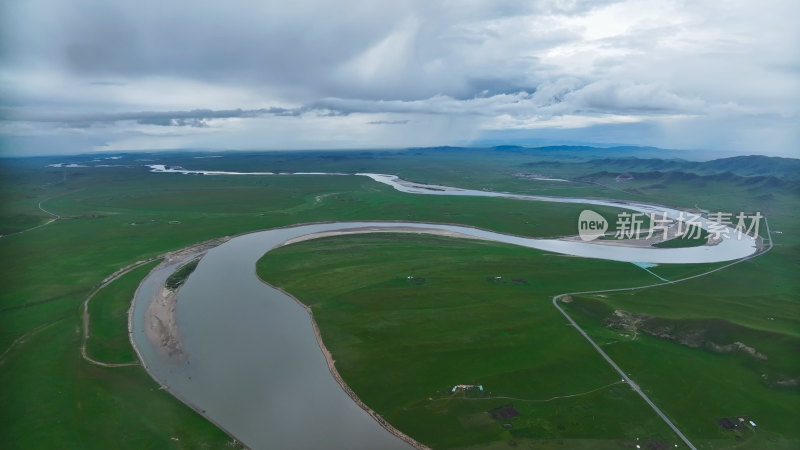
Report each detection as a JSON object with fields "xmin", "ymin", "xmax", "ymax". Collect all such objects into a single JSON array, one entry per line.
[
  {"xmin": 653, "ymin": 227, "xmax": 709, "ymax": 248},
  {"xmin": 165, "ymin": 259, "xmax": 199, "ymax": 291}
]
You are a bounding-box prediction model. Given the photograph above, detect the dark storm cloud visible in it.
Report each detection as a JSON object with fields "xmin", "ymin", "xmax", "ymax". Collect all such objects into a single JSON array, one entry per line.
[
  {"xmin": 0, "ymin": 79, "xmax": 703, "ymax": 130},
  {"xmin": 1, "ymin": 0, "xmax": 414, "ymax": 98},
  {"xmin": 0, "ymin": 0, "xmax": 622, "ymax": 101}
]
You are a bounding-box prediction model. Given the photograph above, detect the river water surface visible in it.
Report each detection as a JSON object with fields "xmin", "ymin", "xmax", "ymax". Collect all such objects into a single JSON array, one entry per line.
[{"xmin": 132, "ymin": 171, "xmax": 759, "ymax": 449}]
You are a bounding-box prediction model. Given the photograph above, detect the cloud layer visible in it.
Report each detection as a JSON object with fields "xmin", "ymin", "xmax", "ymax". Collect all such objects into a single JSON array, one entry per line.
[{"xmin": 1, "ymin": 0, "xmax": 798, "ymax": 155}]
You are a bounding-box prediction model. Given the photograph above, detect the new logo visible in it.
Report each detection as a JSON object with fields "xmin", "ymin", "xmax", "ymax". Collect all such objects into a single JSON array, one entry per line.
[{"xmin": 578, "ymin": 210, "xmax": 608, "ymax": 241}]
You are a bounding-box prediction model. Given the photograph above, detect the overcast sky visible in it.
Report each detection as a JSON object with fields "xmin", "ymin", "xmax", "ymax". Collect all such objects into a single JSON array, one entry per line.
[{"xmin": 1, "ymin": 0, "xmax": 798, "ymax": 156}]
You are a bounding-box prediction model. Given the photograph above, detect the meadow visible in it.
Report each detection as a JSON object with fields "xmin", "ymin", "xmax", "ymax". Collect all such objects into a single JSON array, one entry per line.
[
  {"xmin": 0, "ymin": 156, "xmax": 635, "ymax": 448},
  {"xmin": 257, "ymin": 229, "xmax": 798, "ymax": 448},
  {"xmin": 0, "ymin": 149, "xmax": 796, "ymax": 449},
  {"xmin": 256, "ymin": 234, "xmax": 692, "ymax": 448}
]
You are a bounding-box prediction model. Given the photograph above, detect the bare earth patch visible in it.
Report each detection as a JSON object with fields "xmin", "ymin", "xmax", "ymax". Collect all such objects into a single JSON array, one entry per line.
[
  {"xmin": 280, "ymin": 226, "xmax": 491, "ymax": 247},
  {"xmin": 143, "ymin": 236, "xmax": 231, "ymax": 361}
]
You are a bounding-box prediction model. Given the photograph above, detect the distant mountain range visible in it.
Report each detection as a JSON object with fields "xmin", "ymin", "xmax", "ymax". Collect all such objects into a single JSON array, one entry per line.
[
  {"xmin": 18, "ymin": 144, "xmax": 800, "ymax": 184},
  {"xmin": 583, "ymin": 155, "xmax": 800, "ymax": 180},
  {"xmin": 521, "ymin": 154, "xmax": 800, "ymax": 181}
]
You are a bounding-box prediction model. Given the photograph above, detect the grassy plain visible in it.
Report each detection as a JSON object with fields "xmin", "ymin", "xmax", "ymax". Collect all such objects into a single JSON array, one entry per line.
[
  {"xmin": 258, "ymin": 231, "xmax": 798, "ymax": 449},
  {"xmin": 257, "ymin": 234, "xmax": 737, "ymax": 448},
  {"xmin": 564, "ymin": 292, "xmax": 799, "ymax": 447},
  {"xmin": 0, "ymin": 149, "xmax": 796, "ymax": 449},
  {"xmin": 1, "ymin": 317, "xmax": 236, "ymax": 448},
  {"xmin": 560, "ymin": 215, "xmax": 800, "ymax": 450},
  {"xmin": 86, "ymin": 260, "xmax": 161, "ymax": 364},
  {"xmin": 0, "ymin": 156, "xmax": 639, "ymax": 449}
]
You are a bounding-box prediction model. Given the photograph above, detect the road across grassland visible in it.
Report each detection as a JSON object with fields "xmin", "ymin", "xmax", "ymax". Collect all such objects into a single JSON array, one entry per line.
[{"xmin": 551, "ymin": 218, "xmax": 773, "ymax": 450}]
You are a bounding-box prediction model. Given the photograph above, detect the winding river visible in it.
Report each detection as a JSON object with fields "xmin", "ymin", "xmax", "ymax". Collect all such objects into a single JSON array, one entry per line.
[{"xmin": 131, "ymin": 168, "xmax": 759, "ymax": 449}]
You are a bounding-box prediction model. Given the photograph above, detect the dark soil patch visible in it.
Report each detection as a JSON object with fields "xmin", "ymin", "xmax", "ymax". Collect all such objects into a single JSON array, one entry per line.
[
  {"xmin": 489, "ymin": 404, "xmax": 520, "ymax": 420},
  {"xmin": 717, "ymin": 417, "xmax": 736, "ymax": 430}
]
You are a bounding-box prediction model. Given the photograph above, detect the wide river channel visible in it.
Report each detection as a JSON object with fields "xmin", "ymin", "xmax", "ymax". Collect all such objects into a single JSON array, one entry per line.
[{"xmin": 131, "ymin": 170, "xmax": 759, "ymax": 449}]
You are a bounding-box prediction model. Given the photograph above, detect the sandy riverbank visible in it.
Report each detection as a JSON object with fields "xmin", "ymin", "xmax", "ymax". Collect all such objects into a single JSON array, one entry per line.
[
  {"xmin": 143, "ymin": 236, "xmax": 231, "ymax": 361},
  {"xmin": 142, "ymin": 226, "xmax": 486, "ymax": 363},
  {"xmin": 280, "ymin": 226, "xmax": 491, "ymax": 247},
  {"xmin": 559, "ymin": 221, "xmax": 722, "ymax": 248},
  {"xmin": 141, "ymin": 227, "xmax": 476, "ymax": 448},
  {"xmin": 145, "ymin": 286, "xmax": 185, "ymax": 359}
]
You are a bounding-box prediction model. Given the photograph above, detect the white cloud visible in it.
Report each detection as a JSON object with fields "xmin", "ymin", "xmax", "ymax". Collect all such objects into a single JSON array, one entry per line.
[{"xmin": 1, "ymin": 0, "xmax": 797, "ymax": 156}]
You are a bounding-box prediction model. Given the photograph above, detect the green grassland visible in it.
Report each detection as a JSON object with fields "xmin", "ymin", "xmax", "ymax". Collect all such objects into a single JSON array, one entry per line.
[
  {"xmin": 564, "ymin": 295, "xmax": 799, "ymax": 449},
  {"xmin": 0, "ymin": 159, "xmax": 642, "ymax": 449},
  {"xmin": 127, "ymin": 148, "xmax": 799, "ymax": 211},
  {"xmin": 1, "ymin": 317, "xmax": 235, "ymax": 448},
  {"xmin": 258, "ymin": 231, "xmax": 798, "ymax": 449},
  {"xmin": 558, "ymin": 221, "xmax": 800, "ymax": 450},
  {"xmin": 86, "ymin": 260, "xmax": 161, "ymax": 364},
  {"xmin": 0, "ymin": 149, "xmax": 797, "ymax": 449},
  {"xmin": 257, "ymin": 234, "xmax": 694, "ymax": 448}
]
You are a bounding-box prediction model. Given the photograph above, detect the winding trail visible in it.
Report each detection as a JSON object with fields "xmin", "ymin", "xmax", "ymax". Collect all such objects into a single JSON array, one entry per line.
[
  {"xmin": 38, "ymin": 198, "xmax": 61, "ymax": 221},
  {"xmin": 80, "ymin": 258, "xmax": 159, "ymax": 367},
  {"xmin": 2, "ymin": 248, "xmax": 155, "ymax": 368},
  {"xmin": 0, "ymin": 319, "xmax": 65, "ymax": 366},
  {"xmin": 82, "ymin": 236, "xmax": 231, "ymax": 367},
  {"xmin": 0, "ymin": 197, "xmax": 62, "ymax": 239}
]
